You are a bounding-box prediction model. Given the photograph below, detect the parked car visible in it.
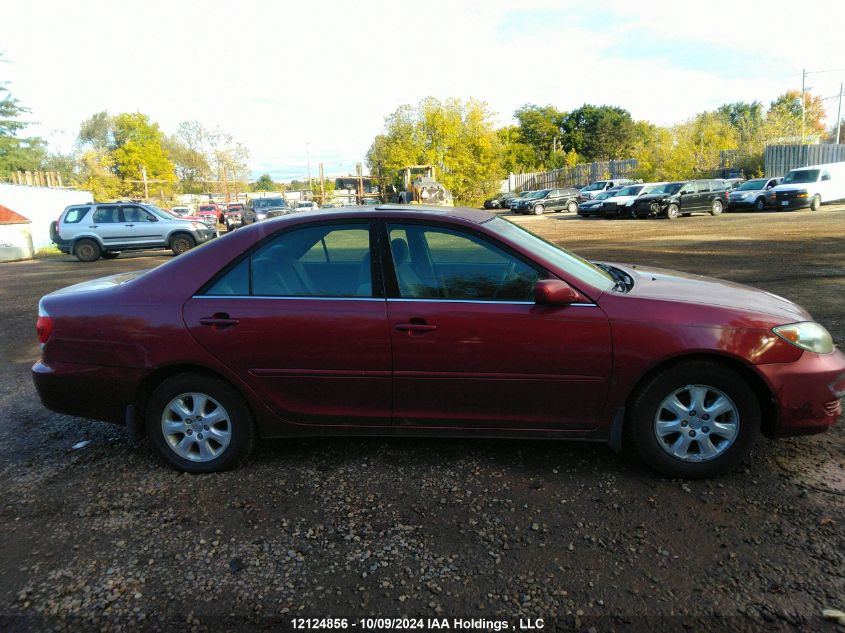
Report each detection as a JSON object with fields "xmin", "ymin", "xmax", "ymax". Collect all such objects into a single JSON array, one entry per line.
[
  {"xmin": 631, "ymin": 180, "xmax": 728, "ymax": 219},
  {"xmin": 766, "ymin": 163, "xmax": 845, "ymax": 211},
  {"xmin": 197, "ymin": 204, "xmax": 222, "ymax": 227},
  {"xmin": 505, "ymin": 190, "xmax": 536, "ymax": 210},
  {"xmin": 580, "ymin": 179, "xmax": 638, "ymax": 200},
  {"xmin": 577, "ymin": 188, "xmax": 623, "ymax": 217},
  {"xmin": 600, "ymin": 183, "xmax": 667, "ymax": 219},
  {"xmin": 295, "ymin": 201, "xmax": 320, "ymax": 212},
  {"xmin": 246, "ymin": 197, "xmax": 289, "ymax": 222},
  {"xmin": 53, "ymin": 202, "xmax": 216, "ymax": 261},
  {"xmin": 727, "ymin": 178, "xmax": 781, "ymax": 211},
  {"xmin": 223, "ymin": 204, "xmax": 245, "ymax": 230},
  {"xmin": 33, "ymin": 207, "xmax": 844, "ymax": 478},
  {"xmin": 483, "ymin": 192, "xmax": 517, "ymax": 209},
  {"xmin": 721, "ymin": 178, "xmax": 745, "ymax": 191},
  {"xmin": 171, "ymin": 206, "xmax": 192, "ymax": 217},
  {"xmin": 362, "ymin": 198, "xmax": 382, "ymax": 205},
  {"xmin": 511, "ymin": 188, "xmax": 580, "ymax": 215}
]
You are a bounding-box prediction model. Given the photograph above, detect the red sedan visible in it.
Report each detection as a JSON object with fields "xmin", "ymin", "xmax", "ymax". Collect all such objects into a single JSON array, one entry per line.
[{"xmin": 32, "ymin": 207, "xmax": 844, "ymax": 477}]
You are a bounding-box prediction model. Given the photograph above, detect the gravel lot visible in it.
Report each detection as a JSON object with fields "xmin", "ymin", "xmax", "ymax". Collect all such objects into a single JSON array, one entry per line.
[{"xmin": 1, "ymin": 207, "xmax": 843, "ymax": 632}]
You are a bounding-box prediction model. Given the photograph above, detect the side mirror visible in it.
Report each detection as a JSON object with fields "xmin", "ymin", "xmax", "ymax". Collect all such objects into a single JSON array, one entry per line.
[{"xmin": 534, "ymin": 279, "xmax": 581, "ymax": 306}]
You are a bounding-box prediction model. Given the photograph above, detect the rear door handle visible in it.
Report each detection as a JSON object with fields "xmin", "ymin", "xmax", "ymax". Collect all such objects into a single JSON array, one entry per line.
[
  {"xmin": 125, "ymin": 224, "xmax": 135, "ymax": 227},
  {"xmin": 88, "ymin": 225, "xmax": 98, "ymax": 228},
  {"xmin": 199, "ymin": 313, "xmax": 240, "ymax": 329}
]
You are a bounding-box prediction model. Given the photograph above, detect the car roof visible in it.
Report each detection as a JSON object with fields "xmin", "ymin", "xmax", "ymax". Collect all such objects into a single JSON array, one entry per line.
[{"xmin": 263, "ymin": 205, "xmax": 496, "ymax": 225}]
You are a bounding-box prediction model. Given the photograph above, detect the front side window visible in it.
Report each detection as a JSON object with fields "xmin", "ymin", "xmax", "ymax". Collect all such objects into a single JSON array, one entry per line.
[
  {"xmin": 387, "ymin": 224, "xmax": 540, "ymax": 301},
  {"xmin": 92, "ymin": 206, "xmax": 121, "ymax": 223},
  {"xmin": 203, "ymin": 224, "xmax": 372, "ymax": 298},
  {"xmin": 123, "ymin": 206, "xmax": 157, "ymax": 222}
]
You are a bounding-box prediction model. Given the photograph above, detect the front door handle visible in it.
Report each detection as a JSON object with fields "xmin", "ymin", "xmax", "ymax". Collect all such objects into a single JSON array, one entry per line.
[
  {"xmin": 199, "ymin": 313, "xmax": 240, "ymax": 329},
  {"xmin": 125, "ymin": 223, "xmax": 135, "ymax": 227},
  {"xmin": 395, "ymin": 321, "xmax": 437, "ymax": 334},
  {"xmin": 88, "ymin": 225, "xmax": 99, "ymax": 228}
]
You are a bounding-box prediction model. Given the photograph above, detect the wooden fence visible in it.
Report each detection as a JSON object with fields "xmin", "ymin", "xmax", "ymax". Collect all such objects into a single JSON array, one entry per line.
[
  {"xmin": 510, "ymin": 159, "xmax": 638, "ymax": 192},
  {"xmin": 765, "ymin": 144, "xmax": 845, "ymax": 177}
]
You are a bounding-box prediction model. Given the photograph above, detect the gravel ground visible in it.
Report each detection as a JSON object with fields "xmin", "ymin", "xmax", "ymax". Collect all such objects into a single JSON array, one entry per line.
[{"xmin": 0, "ymin": 208, "xmax": 843, "ymax": 633}]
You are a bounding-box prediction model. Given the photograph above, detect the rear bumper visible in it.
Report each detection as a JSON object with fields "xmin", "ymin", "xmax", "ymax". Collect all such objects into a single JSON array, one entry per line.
[
  {"xmin": 758, "ymin": 349, "xmax": 845, "ymax": 436},
  {"xmin": 32, "ymin": 360, "xmax": 145, "ymax": 425}
]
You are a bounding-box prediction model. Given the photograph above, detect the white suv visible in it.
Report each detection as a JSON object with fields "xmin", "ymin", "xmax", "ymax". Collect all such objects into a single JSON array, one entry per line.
[{"xmin": 54, "ymin": 203, "xmax": 217, "ymax": 262}]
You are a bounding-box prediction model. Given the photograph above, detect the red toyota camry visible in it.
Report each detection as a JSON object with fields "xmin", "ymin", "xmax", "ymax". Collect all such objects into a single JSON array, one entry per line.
[{"xmin": 33, "ymin": 207, "xmax": 844, "ymax": 477}]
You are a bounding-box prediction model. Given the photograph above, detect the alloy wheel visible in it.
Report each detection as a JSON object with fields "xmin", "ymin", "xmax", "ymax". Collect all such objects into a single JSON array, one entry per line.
[
  {"xmin": 653, "ymin": 384, "xmax": 739, "ymax": 462},
  {"xmin": 161, "ymin": 392, "xmax": 232, "ymax": 462}
]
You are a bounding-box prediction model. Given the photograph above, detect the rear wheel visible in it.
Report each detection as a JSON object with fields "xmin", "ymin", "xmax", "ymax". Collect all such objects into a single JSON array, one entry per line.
[
  {"xmin": 810, "ymin": 195, "xmax": 821, "ymax": 211},
  {"xmin": 629, "ymin": 361, "xmax": 760, "ymax": 478},
  {"xmin": 73, "ymin": 238, "xmax": 101, "ymax": 262},
  {"xmin": 666, "ymin": 203, "xmax": 679, "ymax": 220},
  {"xmin": 146, "ymin": 373, "xmax": 255, "ymax": 473},
  {"xmin": 101, "ymin": 251, "xmax": 120, "ymax": 259},
  {"xmin": 567, "ymin": 200, "xmax": 578, "ymax": 213},
  {"xmin": 170, "ymin": 233, "xmax": 195, "ymax": 255},
  {"xmin": 710, "ymin": 199, "xmax": 724, "ymax": 216},
  {"xmin": 533, "ymin": 204, "xmax": 545, "ymax": 215}
]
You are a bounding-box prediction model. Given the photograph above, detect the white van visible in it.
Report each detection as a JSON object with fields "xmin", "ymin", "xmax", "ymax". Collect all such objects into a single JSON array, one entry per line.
[{"xmin": 767, "ymin": 162, "xmax": 845, "ymax": 211}]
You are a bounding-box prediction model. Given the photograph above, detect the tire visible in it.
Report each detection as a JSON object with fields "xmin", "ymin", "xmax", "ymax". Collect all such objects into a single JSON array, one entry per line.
[
  {"xmin": 49, "ymin": 221, "xmax": 58, "ymax": 243},
  {"xmin": 101, "ymin": 251, "xmax": 120, "ymax": 260},
  {"xmin": 710, "ymin": 199, "xmax": 723, "ymax": 216},
  {"xmin": 170, "ymin": 233, "xmax": 195, "ymax": 256},
  {"xmin": 73, "ymin": 238, "xmax": 101, "ymax": 262},
  {"xmin": 533, "ymin": 204, "xmax": 544, "ymax": 215},
  {"xmin": 146, "ymin": 373, "xmax": 256, "ymax": 473},
  {"xmin": 755, "ymin": 197, "xmax": 766, "ymax": 211},
  {"xmin": 629, "ymin": 361, "xmax": 760, "ymax": 479},
  {"xmin": 567, "ymin": 200, "xmax": 578, "ymax": 213},
  {"xmin": 666, "ymin": 203, "xmax": 679, "ymax": 220},
  {"xmin": 810, "ymin": 195, "xmax": 821, "ymax": 211}
]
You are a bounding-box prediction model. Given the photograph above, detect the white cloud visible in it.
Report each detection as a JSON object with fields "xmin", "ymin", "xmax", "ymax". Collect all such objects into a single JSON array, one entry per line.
[{"xmin": 1, "ymin": 0, "xmax": 843, "ymax": 179}]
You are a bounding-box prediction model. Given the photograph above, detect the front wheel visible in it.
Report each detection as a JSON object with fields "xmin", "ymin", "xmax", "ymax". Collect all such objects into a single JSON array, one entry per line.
[
  {"xmin": 810, "ymin": 195, "xmax": 821, "ymax": 211},
  {"xmin": 755, "ymin": 197, "xmax": 766, "ymax": 211},
  {"xmin": 710, "ymin": 199, "xmax": 723, "ymax": 216},
  {"xmin": 567, "ymin": 200, "xmax": 578, "ymax": 213},
  {"xmin": 629, "ymin": 361, "xmax": 760, "ymax": 478},
  {"xmin": 170, "ymin": 233, "xmax": 196, "ymax": 255},
  {"xmin": 533, "ymin": 204, "xmax": 544, "ymax": 215},
  {"xmin": 146, "ymin": 373, "xmax": 256, "ymax": 473},
  {"xmin": 666, "ymin": 203, "xmax": 679, "ymax": 220}
]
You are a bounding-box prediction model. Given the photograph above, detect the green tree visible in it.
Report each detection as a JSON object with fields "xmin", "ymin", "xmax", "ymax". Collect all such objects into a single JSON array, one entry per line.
[
  {"xmin": 110, "ymin": 113, "xmax": 177, "ymax": 197},
  {"xmin": 512, "ymin": 104, "xmax": 566, "ymax": 168},
  {"xmin": 561, "ymin": 104, "xmax": 636, "ymax": 161},
  {"xmin": 765, "ymin": 90, "xmax": 827, "ymax": 140},
  {"xmin": 73, "ymin": 149, "xmax": 121, "ymax": 201},
  {"xmin": 0, "ymin": 57, "xmax": 47, "ymax": 178},
  {"xmin": 252, "ymin": 173, "xmax": 277, "ymax": 191},
  {"xmin": 310, "ymin": 178, "xmax": 336, "ymax": 205},
  {"xmin": 366, "ymin": 97, "xmax": 502, "ymax": 205},
  {"xmin": 497, "ymin": 125, "xmax": 540, "ymax": 174}
]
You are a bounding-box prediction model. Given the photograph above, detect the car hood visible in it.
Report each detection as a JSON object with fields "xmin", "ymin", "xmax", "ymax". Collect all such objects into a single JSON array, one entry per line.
[
  {"xmin": 606, "ymin": 195, "xmax": 636, "ymax": 204},
  {"xmin": 730, "ymin": 189, "xmax": 764, "ymax": 197},
  {"xmin": 635, "ymin": 193, "xmax": 674, "ymax": 203},
  {"xmin": 616, "ymin": 264, "xmax": 810, "ymax": 322},
  {"xmin": 771, "ymin": 183, "xmax": 814, "ymax": 192}
]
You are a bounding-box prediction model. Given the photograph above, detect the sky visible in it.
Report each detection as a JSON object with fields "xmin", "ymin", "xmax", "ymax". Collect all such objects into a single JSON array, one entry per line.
[{"xmin": 2, "ymin": 0, "xmax": 844, "ymax": 181}]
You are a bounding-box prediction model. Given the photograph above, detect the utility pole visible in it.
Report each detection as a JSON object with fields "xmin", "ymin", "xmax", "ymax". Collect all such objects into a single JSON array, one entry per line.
[
  {"xmin": 800, "ymin": 68, "xmax": 806, "ymax": 144},
  {"xmin": 140, "ymin": 164, "xmax": 149, "ymax": 200},
  {"xmin": 836, "ymin": 82, "xmax": 843, "ymax": 145},
  {"xmin": 319, "ymin": 162, "xmax": 325, "ymax": 206},
  {"xmin": 356, "ymin": 163, "xmax": 363, "ymax": 205},
  {"xmin": 306, "ymin": 142, "xmax": 312, "ymax": 187}
]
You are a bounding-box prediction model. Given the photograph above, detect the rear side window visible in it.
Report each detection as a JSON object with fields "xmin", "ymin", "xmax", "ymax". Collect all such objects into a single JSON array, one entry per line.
[
  {"xmin": 63, "ymin": 207, "xmax": 89, "ymax": 223},
  {"xmin": 92, "ymin": 206, "xmax": 121, "ymax": 223}
]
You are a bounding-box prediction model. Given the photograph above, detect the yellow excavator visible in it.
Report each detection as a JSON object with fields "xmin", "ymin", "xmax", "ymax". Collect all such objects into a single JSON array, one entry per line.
[{"xmin": 396, "ymin": 165, "xmax": 454, "ymax": 206}]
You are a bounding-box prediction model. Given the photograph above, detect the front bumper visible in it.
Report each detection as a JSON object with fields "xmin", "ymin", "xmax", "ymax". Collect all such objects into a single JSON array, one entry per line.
[
  {"xmin": 633, "ymin": 203, "xmax": 665, "ymax": 218},
  {"xmin": 757, "ymin": 349, "xmax": 845, "ymax": 436},
  {"xmin": 194, "ymin": 228, "xmax": 217, "ymax": 244},
  {"xmin": 771, "ymin": 197, "xmax": 811, "ymax": 210}
]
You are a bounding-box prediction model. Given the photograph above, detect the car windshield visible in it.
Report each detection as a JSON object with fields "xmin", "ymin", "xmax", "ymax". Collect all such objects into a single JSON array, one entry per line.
[
  {"xmin": 143, "ymin": 204, "xmax": 179, "ymax": 220},
  {"xmin": 488, "ymin": 217, "xmax": 614, "ymax": 292},
  {"xmin": 616, "ymin": 185, "xmax": 643, "ymax": 196},
  {"xmin": 255, "ymin": 198, "xmax": 287, "ymax": 208},
  {"xmin": 736, "ymin": 179, "xmax": 767, "ymax": 191},
  {"xmin": 650, "ymin": 183, "xmax": 684, "ymax": 195},
  {"xmin": 583, "ymin": 182, "xmax": 607, "ymax": 191},
  {"xmin": 594, "ymin": 192, "xmax": 611, "ymax": 201},
  {"xmin": 782, "ymin": 169, "xmax": 820, "ymax": 184}
]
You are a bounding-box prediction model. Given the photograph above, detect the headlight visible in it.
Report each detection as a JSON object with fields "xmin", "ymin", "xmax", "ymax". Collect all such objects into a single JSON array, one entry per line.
[
  {"xmin": 625, "ymin": 200, "xmax": 635, "ymax": 206},
  {"xmin": 740, "ymin": 193, "xmax": 749, "ymax": 199},
  {"xmin": 773, "ymin": 322, "xmax": 834, "ymax": 354},
  {"xmin": 796, "ymin": 192, "xmax": 808, "ymax": 198}
]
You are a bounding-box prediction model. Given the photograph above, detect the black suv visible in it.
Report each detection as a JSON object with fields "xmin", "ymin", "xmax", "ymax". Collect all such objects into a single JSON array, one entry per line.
[
  {"xmin": 631, "ymin": 180, "xmax": 728, "ymax": 219},
  {"xmin": 245, "ymin": 197, "xmax": 288, "ymax": 222},
  {"xmin": 511, "ymin": 188, "xmax": 580, "ymax": 215}
]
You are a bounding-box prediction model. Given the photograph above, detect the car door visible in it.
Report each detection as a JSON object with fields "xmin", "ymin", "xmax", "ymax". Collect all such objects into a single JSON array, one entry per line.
[
  {"xmin": 89, "ymin": 205, "xmax": 127, "ymax": 247},
  {"xmin": 695, "ymin": 181, "xmax": 713, "ymax": 211},
  {"xmin": 383, "ymin": 221, "xmax": 612, "ymax": 431},
  {"xmin": 120, "ymin": 205, "xmax": 167, "ymax": 247},
  {"xmin": 183, "ymin": 221, "xmax": 392, "ymax": 427}
]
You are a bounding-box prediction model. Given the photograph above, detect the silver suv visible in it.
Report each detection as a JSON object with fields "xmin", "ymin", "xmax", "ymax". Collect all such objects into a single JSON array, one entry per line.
[{"xmin": 55, "ymin": 203, "xmax": 217, "ymax": 262}]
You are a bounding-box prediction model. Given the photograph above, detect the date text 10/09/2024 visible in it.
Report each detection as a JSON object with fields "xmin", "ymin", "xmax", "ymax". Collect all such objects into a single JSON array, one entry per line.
[{"xmin": 291, "ymin": 618, "xmax": 546, "ymax": 631}]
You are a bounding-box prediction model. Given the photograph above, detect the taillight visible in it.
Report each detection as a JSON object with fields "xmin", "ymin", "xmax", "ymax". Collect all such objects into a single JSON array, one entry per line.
[{"xmin": 36, "ymin": 302, "xmax": 53, "ymax": 346}]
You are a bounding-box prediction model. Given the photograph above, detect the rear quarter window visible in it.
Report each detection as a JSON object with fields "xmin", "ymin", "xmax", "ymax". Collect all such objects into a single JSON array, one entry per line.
[{"xmin": 63, "ymin": 207, "xmax": 89, "ymax": 223}]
